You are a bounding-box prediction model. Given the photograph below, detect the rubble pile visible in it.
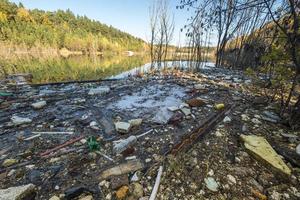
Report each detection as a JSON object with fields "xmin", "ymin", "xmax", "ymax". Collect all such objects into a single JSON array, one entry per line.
[{"xmin": 0, "ymin": 67, "xmax": 300, "ymax": 200}]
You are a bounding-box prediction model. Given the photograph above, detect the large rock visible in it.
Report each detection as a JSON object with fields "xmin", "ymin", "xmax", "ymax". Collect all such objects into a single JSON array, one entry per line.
[
  {"xmin": 240, "ymin": 134, "xmax": 291, "ymax": 176},
  {"xmin": 0, "ymin": 184, "xmax": 36, "ymax": 200}
]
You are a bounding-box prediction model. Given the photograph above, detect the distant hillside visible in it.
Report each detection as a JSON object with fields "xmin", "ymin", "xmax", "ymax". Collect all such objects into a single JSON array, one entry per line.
[{"xmin": 0, "ymin": 0, "xmax": 146, "ymax": 55}]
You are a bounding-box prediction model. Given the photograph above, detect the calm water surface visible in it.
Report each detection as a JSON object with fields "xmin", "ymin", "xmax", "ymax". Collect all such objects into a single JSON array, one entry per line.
[{"xmin": 1, "ymin": 55, "xmax": 214, "ymax": 83}]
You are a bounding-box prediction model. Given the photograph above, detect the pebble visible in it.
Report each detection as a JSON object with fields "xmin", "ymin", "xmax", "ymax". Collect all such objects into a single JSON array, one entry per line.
[
  {"xmin": 223, "ymin": 116, "xmax": 231, "ymax": 123},
  {"xmin": 7, "ymin": 169, "xmax": 16, "ymax": 177},
  {"xmin": 296, "ymin": 144, "xmax": 300, "ymax": 155},
  {"xmin": 241, "ymin": 114, "xmax": 250, "ymax": 122},
  {"xmin": 105, "ymin": 193, "xmax": 112, "ymax": 200},
  {"xmin": 130, "ymin": 182, "xmax": 143, "ymax": 198},
  {"xmin": 79, "ymin": 195, "xmax": 93, "ymax": 200},
  {"xmin": 208, "ymin": 169, "xmax": 214, "ymax": 176},
  {"xmin": 251, "ymin": 118, "xmax": 262, "ymax": 124},
  {"xmin": 227, "ymin": 174, "xmax": 237, "ymax": 184},
  {"xmin": 49, "ymin": 195, "xmax": 60, "ymax": 200}
]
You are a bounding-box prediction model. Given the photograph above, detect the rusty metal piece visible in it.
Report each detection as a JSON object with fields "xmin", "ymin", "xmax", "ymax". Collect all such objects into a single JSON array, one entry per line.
[
  {"xmin": 40, "ymin": 135, "xmax": 85, "ymax": 157},
  {"xmin": 167, "ymin": 104, "xmax": 233, "ymax": 155}
]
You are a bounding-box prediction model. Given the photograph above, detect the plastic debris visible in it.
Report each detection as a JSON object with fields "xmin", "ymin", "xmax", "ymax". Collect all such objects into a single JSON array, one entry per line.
[
  {"xmin": 99, "ymin": 160, "xmax": 144, "ymax": 180},
  {"xmin": 204, "ymin": 177, "xmax": 219, "ymax": 192},
  {"xmin": 87, "ymin": 136, "xmax": 100, "ymax": 151},
  {"xmin": 214, "ymin": 103, "xmax": 225, "ymax": 110},
  {"xmin": 11, "ymin": 116, "xmax": 32, "ymax": 125},
  {"xmin": 31, "ymin": 100, "xmax": 47, "ymax": 109},
  {"xmin": 88, "ymin": 86, "xmax": 110, "ymax": 95},
  {"xmin": 113, "ymin": 129, "xmax": 153, "ymax": 154},
  {"xmin": 149, "ymin": 166, "xmax": 163, "ymax": 200},
  {"xmin": 115, "ymin": 122, "xmax": 131, "ymax": 133}
]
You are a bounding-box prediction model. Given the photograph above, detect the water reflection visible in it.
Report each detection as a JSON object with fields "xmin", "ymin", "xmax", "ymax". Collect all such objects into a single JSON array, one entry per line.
[
  {"xmin": 1, "ymin": 55, "xmax": 215, "ymax": 83},
  {"xmin": 111, "ymin": 61, "xmax": 215, "ymax": 79},
  {"xmin": 1, "ymin": 55, "xmax": 149, "ymax": 83}
]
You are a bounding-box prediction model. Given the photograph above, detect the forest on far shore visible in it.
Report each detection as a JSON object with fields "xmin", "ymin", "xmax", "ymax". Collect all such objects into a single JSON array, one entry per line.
[{"xmin": 0, "ymin": 0, "xmax": 146, "ymax": 54}]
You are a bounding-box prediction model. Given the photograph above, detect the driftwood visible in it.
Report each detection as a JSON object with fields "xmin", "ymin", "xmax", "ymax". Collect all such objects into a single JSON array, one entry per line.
[{"xmin": 167, "ymin": 104, "xmax": 233, "ymax": 155}]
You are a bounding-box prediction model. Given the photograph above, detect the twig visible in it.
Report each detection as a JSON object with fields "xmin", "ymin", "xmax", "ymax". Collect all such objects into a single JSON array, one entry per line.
[{"xmin": 149, "ymin": 166, "xmax": 163, "ymax": 200}]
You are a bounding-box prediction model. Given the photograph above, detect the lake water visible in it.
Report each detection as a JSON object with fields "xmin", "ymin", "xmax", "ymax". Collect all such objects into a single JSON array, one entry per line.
[{"xmin": 1, "ymin": 55, "xmax": 215, "ymax": 83}]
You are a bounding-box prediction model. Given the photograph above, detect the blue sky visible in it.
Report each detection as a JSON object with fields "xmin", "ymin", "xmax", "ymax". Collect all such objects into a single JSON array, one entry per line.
[{"xmin": 10, "ymin": 0, "xmax": 195, "ymax": 45}]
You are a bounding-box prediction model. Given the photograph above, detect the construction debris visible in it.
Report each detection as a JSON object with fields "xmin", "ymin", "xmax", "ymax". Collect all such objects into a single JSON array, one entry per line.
[{"xmin": 240, "ymin": 134, "xmax": 291, "ymax": 176}]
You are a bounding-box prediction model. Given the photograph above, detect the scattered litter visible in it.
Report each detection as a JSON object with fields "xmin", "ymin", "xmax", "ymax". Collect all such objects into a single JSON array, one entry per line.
[
  {"xmin": 2, "ymin": 159, "xmax": 18, "ymax": 167},
  {"xmin": 167, "ymin": 106, "xmax": 179, "ymax": 112},
  {"xmin": 204, "ymin": 177, "xmax": 219, "ymax": 192},
  {"xmin": 31, "ymin": 131, "xmax": 74, "ymax": 135},
  {"xmin": 99, "ymin": 160, "xmax": 144, "ymax": 180},
  {"xmin": 31, "ymin": 100, "xmax": 47, "ymax": 109},
  {"xmin": 113, "ymin": 129, "xmax": 153, "ymax": 154},
  {"xmin": 181, "ymin": 107, "xmax": 191, "ymax": 116},
  {"xmin": 115, "ymin": 122, "xmax": 131, "ymax": 133},
  {"xmin": 88, "ymin": 86, "xmax": 110, "ymax": 95},
  {"xmin": 129, "ymin": 118, "xmax": 143, "ymax": 127},
  {"xmin": 214, "ymin": 103, "xmax": 225, "ymax": 110},
  {"xmin": 149, "ymin": 166, "xmax": 163, "ymax": 200},
  {"xmin": 11, "ymin": 116, "xmax": 32, "ymax": 125}
]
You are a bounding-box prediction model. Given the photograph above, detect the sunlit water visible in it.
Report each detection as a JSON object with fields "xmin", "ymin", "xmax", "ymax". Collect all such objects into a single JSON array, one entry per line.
[{"xmin": 1, "ymin": 55, "xmax": 215, "ymax": 83}]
